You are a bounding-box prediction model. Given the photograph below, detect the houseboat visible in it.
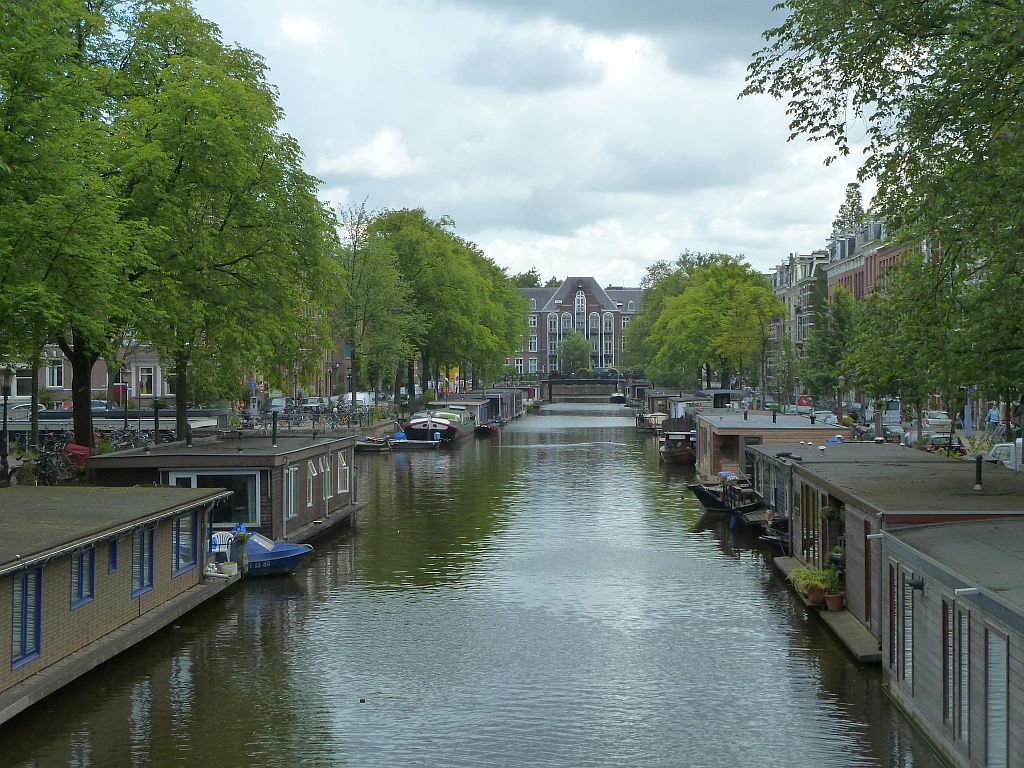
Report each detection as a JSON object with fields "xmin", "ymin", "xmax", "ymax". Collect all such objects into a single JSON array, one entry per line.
[
  {"xmin": 659, "ymin": 431, "xmax": 696, "ymax": 465},
  {"xmin": 403, "ymin": 409, "xmax": 474, "ymax": 443}
]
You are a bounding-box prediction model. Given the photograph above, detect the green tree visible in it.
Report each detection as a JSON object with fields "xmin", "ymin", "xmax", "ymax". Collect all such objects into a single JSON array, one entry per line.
[
  {"xmin": 510, "ymin": 268, "xmax": 541, "ymax": 288},
  {"xmin": 744, "ymin": 0, "xmax": 1024, "ymax": 398},
  {"xmin": 544, "ymin": 276, "xmax": 560, "ymax": 287},
  {"xmin": 802, "ymin": 286, "xmax": 855, "ymax": 397},
  {"xmin": 832, "ymin": 182, "xmax": 864, "ymax": 235},
  {"xmin": 558, "ymin": 330, "xmax": 591, "ymax": 372},
  {"xmin": 115, "ymin": 1, "xmax": 342, "ymax": 436}
]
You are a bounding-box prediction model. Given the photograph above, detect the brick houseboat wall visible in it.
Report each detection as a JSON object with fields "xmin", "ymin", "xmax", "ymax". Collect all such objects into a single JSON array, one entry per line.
[{"xmin": 0, "ymin": 514, "xmax": 204, "ymax": 694}]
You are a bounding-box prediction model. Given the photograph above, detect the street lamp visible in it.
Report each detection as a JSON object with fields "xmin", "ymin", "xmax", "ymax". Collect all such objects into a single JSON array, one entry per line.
[
  {"xmin": 837, "ymin": 375, "xmax": 846, "ymax": 425},
  {"xmin": 1, "ymin": 366, "xmax": 14, "ymax": 487},
  {"xmin": 794, "ymin": 376, "xmax": 800, "ymax": 414}
]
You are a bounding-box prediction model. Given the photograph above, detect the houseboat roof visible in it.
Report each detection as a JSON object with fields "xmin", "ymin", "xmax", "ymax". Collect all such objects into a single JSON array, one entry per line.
[
  {"xmin": 697, "ymin": 410, "xmax": 848, "ymax": 433},
  {"xmin": 890, "ymin": 520, "xmax": 1024, "ymax": 612},
  {"xmin": 749, "ymin": 441, "xmax": 1024, "ymax": 515},
  {"xmin": 0, "ymin": 486, "xmax": 231, "ymax": 576},
  {"xmin": 87, "ymin": 435, "xmax": 353, "ymax": 469},
  {"xmin": 428, "ymin": 399, "xmax": 489, "ymax": 407}
]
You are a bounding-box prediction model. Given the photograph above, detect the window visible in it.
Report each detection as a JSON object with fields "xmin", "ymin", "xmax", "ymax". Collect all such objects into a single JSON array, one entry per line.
[
  {"xmin": 529, "ymin": 298, "xmax": 536, "ymax": 310},
  {"xmin": 169, "ymin": 471, "xmax": 260, "ymax": 527},
  {"xmin": 943, "ymin": 601, "xmax": 954, "ymax": 723},
  {"xmin": 528, "ymin": 358, "xmax": 538, "ymax": 374},
  {"xmin": 514, "ymin": 358, "xmax": 523, "ymax": 374},
  {"xmin": 985, "ymin": 628, "xmax": 1008, "ymax": 767},
  {"xmin": 902, "ymin": 572, "xmax": 914, "ymax": 685},
  {"xmin": 45, "ymin": 361, "xmax": 64, "ymax": 389},
  {"xmin": 307, "ymin": 460, "xmax": 318, "ymax": 507},
  {"xmin": 575, "ymin": 290, "xmax": 586, "ymax": 312},
  {"xmin": 548, "ymin": 314, "xmax": 557, "ymax": 334},
  {"xmin": 957, "ymin": 609, "xmax": 969, "ymax": 743},
  {"xmin": 132, "ymin": 527, "xmax": 155, "ymax": 596},
  {"xmin": 528, "ymin": 335, "xmax": 537, "ymax": 352},
  {"xmin": 108, "ymin": 539, "xmax": 118, "ymax": 573},
  {"xmin": 528, "ymin": 315, "xmax": 537, "ymax": 328},
  {"xmin": 622, "ymin": 316, "xmax": 631, "ymax": 328},
  {"xmin": 337, "ymin": 452, "xmax": 349, "ymax": 494},
  {"xmin": 324, "ymin": 455, "xmax": 333, "ymax": 500},
  {"xmin": 627, "ymin": 300, "xmax": 635, "ymax": 311},
  {"xmin": 137, "ymin": 366, "xmax": 154, "ymax": 396},
  {"xmin": 172, "ymin": 511, "xmax": 196, "ymax": 575},
  {"xmin": 284, "ymin": 466, "xmax": 299, "ymax": 519},
  {"xmin": 561, "ymin": 313, "xmax": 571, "ymax": 330},
  {"xmin": 71, "ymin": 547, "xmax": 95, "ymax": 608},
  {"xmin": 12, "ymin": 567, "xmax": 42, "ymax": 668}
]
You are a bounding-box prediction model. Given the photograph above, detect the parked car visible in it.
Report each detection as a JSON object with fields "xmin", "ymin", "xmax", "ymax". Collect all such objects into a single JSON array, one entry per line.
[
  {"xmin": 856, "ymin": 424, "xmax": 906, "ymax": 443},
  {"xmin": 924, "ymin": 432, "xmax": 967, "ymax": 455},
  {"xmin": 985, "ymin": 440, "xmax": 1022, "ymax": 470},
  {"xmin": 810, "ymin": 410, "xmax": 839, "ymax": 425},
  {"xmin": 921, "ymin": 410, "xmax": 952, "ymax": 431},
  {"xmin": 7, "ymin": 402, "xmax": 46, "ymax": 420},
  {"xmin": 262, "ymin": 396, "xmax": 289, "ymax": 414}
]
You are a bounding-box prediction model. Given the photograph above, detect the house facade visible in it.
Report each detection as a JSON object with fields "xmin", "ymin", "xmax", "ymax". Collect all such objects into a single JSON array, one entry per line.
[
  {"xmin": 1, "ymin": 486, "xmax": 232, "ymax": 725},
  {"xmin": 513, "ymin": 277, "xmax": 644, "ymax": 375}
]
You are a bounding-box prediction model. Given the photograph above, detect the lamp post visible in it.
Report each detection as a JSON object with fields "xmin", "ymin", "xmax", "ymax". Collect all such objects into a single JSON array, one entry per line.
[
  {"xmin": 347, "ymin": 369, "xmax": 354, "ymax": 412},
  {"xmin": 837, "ymin": 375, "xmax": 846, "ymax": 425},
  {"xmin": 1, "ymin": 367, "xmax": 14, "ymax": 487},
  {"xmin": 793, "ymin": 376, "xmax": 800, "ymax": 415}
]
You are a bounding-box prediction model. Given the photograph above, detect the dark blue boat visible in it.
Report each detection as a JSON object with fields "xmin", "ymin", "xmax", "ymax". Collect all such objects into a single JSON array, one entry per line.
[{"xmin": 241, "ymin": 532, "xmax": 313, "ymax": 576}]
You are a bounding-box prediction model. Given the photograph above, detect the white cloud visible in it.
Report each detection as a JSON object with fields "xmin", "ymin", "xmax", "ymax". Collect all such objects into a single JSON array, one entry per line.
[
  {"xmin": 279, "ymin": 15, "xmax": 326, "ymax": 46},
  {"xmin": 198, "ymin": 0, "xmax": 870, "ymax": 284},
  {"xmin": 314, "ymin": 129, "xmax": 424, "ymax": 179}
]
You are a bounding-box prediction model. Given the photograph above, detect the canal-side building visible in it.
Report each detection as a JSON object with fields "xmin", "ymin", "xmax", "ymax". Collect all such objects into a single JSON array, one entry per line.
[
  {"xmin": 881, "ymin": 520, "xmax": 1024, "ymax": 768},
  {"xmin": 1, "ymin": 486, "xmax": 232, "ymax": 726},
  {"xmin": 87, "ymin": 436, "xmax": 357, "ymax": 544},
  {"xmin": 514, "ymin": 277, "xmax": 644, "ymax": 375}
]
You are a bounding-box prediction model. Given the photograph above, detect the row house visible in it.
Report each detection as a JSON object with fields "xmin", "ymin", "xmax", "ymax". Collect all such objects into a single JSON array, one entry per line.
[
  {"xmin": 823, "ymin": 217, "xmax": 919, "ymax": 299},
  {"xmin": 769, "ymin": 250, "xmax": 829, "ymax": 359},
  {"xmin": 512, "ymin": 278, "xmax": 644, "ymax": 375}
]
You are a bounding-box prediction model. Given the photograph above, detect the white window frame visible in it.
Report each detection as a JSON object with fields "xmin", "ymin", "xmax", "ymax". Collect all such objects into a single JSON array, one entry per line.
[
  {"xmin": 324, "ymin": 454, "xmax": 333, "ymax": 500},
  {"xmin": 337, "ymin": 452, "xmax": 349, "ymax": 493},
  {"xmin": 284, "ymin": 465, "xmax": 299, "ymax": 520},
  {"xmin": 45, "ymin": 360, "xmax": 65, "ymax": 389},
  {"xmin": 307, "ymin": 460, "xmax": 318, "ymax": 508},
  {"xmin": 137, "ymin": 366, "xmax": 155, "ymax": 397},
  {"xmin": 168, "ymin": 470, "xmax": 261, "ymax": 528},
  {"xmin": 528, "ymin": 358, "xmax": 538, "ymax": 374},
  {"xmin": 528, "ymin": 315, "xmax": 537, "ymax": 328},
  {"xmin": 528, "ymin": 335, "xmax": 538, "ymax": 352}
]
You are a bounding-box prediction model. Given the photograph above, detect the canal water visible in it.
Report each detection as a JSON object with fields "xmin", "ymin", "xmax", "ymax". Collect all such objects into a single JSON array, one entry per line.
[{"xmin": 1, "ymin": 404, "xmax": 943, "ymax": 767}]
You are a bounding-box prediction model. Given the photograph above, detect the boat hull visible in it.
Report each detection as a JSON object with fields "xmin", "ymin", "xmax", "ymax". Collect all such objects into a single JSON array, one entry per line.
[
  {"xmin": 659, "ymin": 446, "xmax": 695, "ymax": 465},
  {"xmin": 242, "ymin": 541, "xmax": 313, "ymax": 576}
]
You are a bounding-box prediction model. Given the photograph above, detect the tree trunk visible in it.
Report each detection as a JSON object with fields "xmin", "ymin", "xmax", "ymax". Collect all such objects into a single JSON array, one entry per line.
[
  {"xmin": 175, "ymin": 353, "xmax": 189, "ymax": 440},
  {"xmin": 58, "ymin": 330, "xmax": 99, "ymax": 448}
]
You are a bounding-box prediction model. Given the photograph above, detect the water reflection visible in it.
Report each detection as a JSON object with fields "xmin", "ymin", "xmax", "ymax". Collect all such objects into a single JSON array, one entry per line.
[{"xmin": 0, "ymin": 403, "xmax": 941, "ymax": 768}]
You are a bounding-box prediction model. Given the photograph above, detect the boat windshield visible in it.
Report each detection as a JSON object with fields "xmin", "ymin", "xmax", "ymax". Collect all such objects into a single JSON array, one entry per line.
[{"xmin": 247, "ymin": 532, "xmax": 277, "ymax": 551}]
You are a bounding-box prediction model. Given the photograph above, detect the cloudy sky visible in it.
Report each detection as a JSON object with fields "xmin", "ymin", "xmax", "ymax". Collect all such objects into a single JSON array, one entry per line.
[{"xmin": 193, "ymin": 0, "xmax": 866, "ymax": 286}]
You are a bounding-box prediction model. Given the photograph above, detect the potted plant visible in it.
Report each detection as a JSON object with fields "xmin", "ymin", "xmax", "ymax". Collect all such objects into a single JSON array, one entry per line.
[
  {"xmin": 821, "ymin": 505, "xmax": 840, "ymax": 520},
  {"xmin": 788, "ymin": 567, "xmax": 836, "ymax": 605},
  {"xmin": 824, "ymin": 588, "xmax": 845, "ymax": 612},
  {"xmin": 829, "ymin": 545, "xmax": 845, "ymax": 568},
  {"xmin": 217, "ymin": 561, "xmax": 239, "ymax": 576}
]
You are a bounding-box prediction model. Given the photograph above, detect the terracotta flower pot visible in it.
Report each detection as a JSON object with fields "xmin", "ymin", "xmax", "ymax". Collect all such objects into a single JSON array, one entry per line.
[
  {"xmin": 824, "ymin": 592, "xmax": 845, "ymax": 612},
  {"xmin": 806, "ymin": 586, "xmax": 826, "ymax": 605}
]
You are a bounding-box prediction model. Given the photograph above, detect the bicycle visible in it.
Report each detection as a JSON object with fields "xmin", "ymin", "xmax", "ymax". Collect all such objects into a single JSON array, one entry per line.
[{"xmin": 25, "ymin": 448, "xmax": 76, "ymax": 486}]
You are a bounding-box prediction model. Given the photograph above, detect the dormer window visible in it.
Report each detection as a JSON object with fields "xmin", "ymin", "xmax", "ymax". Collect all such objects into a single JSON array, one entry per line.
[{"xmin": 627, "ymin": 300, "xmax": 635, "ymax": 311}]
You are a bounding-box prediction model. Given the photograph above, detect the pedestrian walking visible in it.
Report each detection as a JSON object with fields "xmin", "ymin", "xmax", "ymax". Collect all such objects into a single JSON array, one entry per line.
[{"xmin": 988, "ymin": 404, "xmax": 1000, "ymax": 431}]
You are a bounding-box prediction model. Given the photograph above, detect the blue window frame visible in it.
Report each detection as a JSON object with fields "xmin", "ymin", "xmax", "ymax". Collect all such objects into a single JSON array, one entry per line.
[
  {"xmin": 172, "ymin": 511, "xmax": 196, "ymax": 575},
  {"xmin": 11, "ymin": 568, "xmax": 42, "ymax": 669},
  {"xmin": 108, "ymin": 539, "xmax": 118, "ymax": 573},
  {"xmin": 70, "ymin": 548, "xmax": 95, "ymax": 608},
  {"xmin": 132, "ymin": 527, "xmax": 154, "ymax": 597}
]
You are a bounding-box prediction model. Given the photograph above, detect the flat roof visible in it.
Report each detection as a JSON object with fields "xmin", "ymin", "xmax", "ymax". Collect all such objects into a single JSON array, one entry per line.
[
  {"xmin": 88, "ymin": 436, "xmax": 351, "ymax": 468},
  {"xmin": 428, "ymin": 399, "xmax": 489, "ymax": 407},
  {"xmin": 698, "ymin": 410, "xmax": 848, "ymax": 432},
  {"xmin": 0, "ymin": 486, "xmax": 230, "ymax": 574},
  {"xmin": 890, "ymin": 520, "xmax": 1024, "ymax": 612},
  {"xmin": 751, "ymin": 442, "xmax": 1024, "ymax": 515}
]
